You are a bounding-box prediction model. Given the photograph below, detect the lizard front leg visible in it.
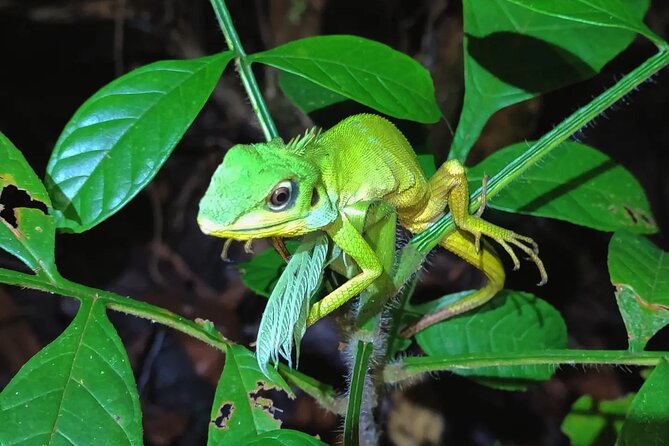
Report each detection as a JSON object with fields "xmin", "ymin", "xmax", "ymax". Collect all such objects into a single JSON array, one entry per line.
[{"xmin": 307, "ymin": 215, "xmax": 383, "ymax": 325}]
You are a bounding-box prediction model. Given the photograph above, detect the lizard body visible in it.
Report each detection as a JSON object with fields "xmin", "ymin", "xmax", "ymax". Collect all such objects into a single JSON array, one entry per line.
[{"xmin": 198, "ymin": 114, "xmax": 546, "ymax": 334}]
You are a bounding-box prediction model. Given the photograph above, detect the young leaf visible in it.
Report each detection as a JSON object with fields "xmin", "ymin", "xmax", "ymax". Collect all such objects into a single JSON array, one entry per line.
[
  {"xmin": 0, "ymin": 132, "xmax": 57, "ymax": 277},
  {"xmin": 451, "ymin": 0, "xmax": 649, "ymax": 161},
  {"xmin": 209, "ymin": 345, "xmax": 294, "ymax": 445},
  {"xmin": 467, "ymin": 142, "xmax": 657, "ymax": 234},
  {"xmin": 415, "ymin": 290, "xmax": 567, "ymax": 389},
  {"xmin": 244, "ymin": 429, "xmax": 328, "ymax": 446},
  {"xmin": 256, "ymin": 232, "xmax": 328, "ymax": 375},
  {"xmin": 608, "ymin": 232, "xmax": 669, "ymax": 351},
  {"xmin": 250, "ymin": 35, "xmax": 441, "ymax": 123},
  {"xmin": 561, "ymin": 394, "xmax": 632, "ymax": 446},
  {"xmin": 46, "ymin": 51, "xmax": 233, "ymax": 233},
  {"xmin": 0, "ymin": 299, "xmax": 142, "ymax": 445},
  {"xmin": 617, "ymin": 359, "xmax": 669, "ymax": 445}
]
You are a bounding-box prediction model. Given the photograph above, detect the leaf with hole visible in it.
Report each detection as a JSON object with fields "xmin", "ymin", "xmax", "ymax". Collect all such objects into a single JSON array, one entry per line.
[
  {"xmin": 467, "ymin": 142, "xmax": 656, "ymax": 233},
  {"xmin": 0, "ymin": 132, "xmax": 56, "ymax": 277},
  {"xmin": 46, "ymin": 51, "xmax": 233, "ymax": 233},
  {"xmin": 209, "ymin": 345, "xmax": 294, "ymax": 444},
  {"xmin": 608, "ymin": 232, "xmax": 669, "ymax": 351},
  {"xmin": 251, "ymin": 35, "xmax": 440, "ymax": 123},
  {"xmin": 0, "ymin": 299, "xmax": 142, "ymax": 445},
  {"xmin": 416, "ymin": 290, "xmax": 567, "ymax": 390},
  {"xmin": 451, "ymin": 0, "xmax": 650, "ymax": 161}
]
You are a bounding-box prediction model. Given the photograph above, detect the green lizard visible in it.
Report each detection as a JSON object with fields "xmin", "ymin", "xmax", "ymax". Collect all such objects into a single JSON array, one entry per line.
[{"xmin": 197, "ymin": 114, "xmax": 546, "ymax": 336}]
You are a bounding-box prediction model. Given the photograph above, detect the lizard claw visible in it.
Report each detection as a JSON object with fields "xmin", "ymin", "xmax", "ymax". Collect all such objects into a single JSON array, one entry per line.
[
  {"xmin": 221, "ymin": 239, "xmax": 234, "ymax": 262},
  {"xmin": 495, "ymin": 231, "xmax": 548, "ymax": 286},
  {"xmin": 488, "ymin": 230, "xmax": 547, "ymax": 286},
  {"xmin": 475, "ymin": 174, "xmax": 489, "ymax": 218}
]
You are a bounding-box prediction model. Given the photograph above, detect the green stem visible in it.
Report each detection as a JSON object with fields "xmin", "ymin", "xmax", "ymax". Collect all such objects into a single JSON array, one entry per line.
[
  {"xmin": 344, "ymin": 339, "xmax": 375, "ymax": 446},
  {"xmin": 279, "ymin": 364, "xmax": 345, "ymax": 414},
  {"xmin": 0, "ymin": 267, "xmax": 343, "ymax": 409},
  {"xmin": 409, "ymin": 49, "xmax": 669, "ymax": 254},
  {"xmin": 209, "ymin": 0, "xmax": 279, "ymax": 140},
  {"xmin": 0, "ymin": 268, "xmax": 231, "ymax": 351},
  {"xmin": 384, "ymin": 350, "xmax": 669, "ymax": 384}
]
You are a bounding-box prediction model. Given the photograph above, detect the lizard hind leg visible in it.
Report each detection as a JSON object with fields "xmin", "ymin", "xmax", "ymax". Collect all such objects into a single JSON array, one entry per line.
[{"xmin": 437, "ymin": 159, "xmax": 548, "ymax": 286}]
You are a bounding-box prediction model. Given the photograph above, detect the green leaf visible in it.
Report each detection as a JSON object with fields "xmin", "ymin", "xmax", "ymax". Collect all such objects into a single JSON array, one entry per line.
[
  {"xmin": 278, "ymin": 71, "xmax": 347, "ymax": 114},
  {"xmin": 415, "ymin": 290, "xmax": 567, "ymax": 389},
  {"xmin": 417, "ymin": 154, "xmax": 437, "ymax": 178},
  {"xmin": 618, "ymin": 359, "xmax": 669, "ymax": 445},
  {"xmin": 608, "ymin": 232, "xmax": 669, "ymax": 351},
  {"xmin": 614, "ymin": 285, "xmax": 669, "ymax": 353},
  {"xmin": 0, "ymin": 132, "xmax": 57, "ymax": 277},
  {"xmin": 467, "ymin": 142, "xmax": 657, "ymax": 233},
  {"xmin": 209, "ymin": 345, "xmax": 294, "ymax": 444},
  {"xmin": 250, "ymin": 35, "xmax": 440, "ymax": 123},
  {"xmin": 451, "ymin": 0, "xmax": 649, "ymax": 161},
  {"xmin": 0, "ymin": 299, "xmax": 142, "ymax": 445},
  {"xmin": 562, "ymin": 394, "xmax": 632, "ymax": 446},
  {"xmin": 46, "ymin": 52, "xmax": 233, "ymax": 232},
  {"xmin": 239, "ymin": 241, "xmax": 301, "ymax": 297},
  {"xmin": 506, "ymin": 0, "xmax": 662, "ymax": 45},
  {"xmin": 256, "ymin": 232, "xmax": 328, "ymax": 375},
  {"xmin": 244, "ymin": 429, "xmax": 328, "ymax": 446},
  {"xmin": 344, "ymin": 340, "xmax": 374, "ymax": 446},
  {"xmin": 609, "ymin": 232, "xmax": 669, "ymax": 305}
]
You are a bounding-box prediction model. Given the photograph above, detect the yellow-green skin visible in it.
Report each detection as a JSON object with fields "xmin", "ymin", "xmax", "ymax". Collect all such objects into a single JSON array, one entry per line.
[{"xmin": 198, "ymin": 114, "xmax": 546, "ymax": 334}]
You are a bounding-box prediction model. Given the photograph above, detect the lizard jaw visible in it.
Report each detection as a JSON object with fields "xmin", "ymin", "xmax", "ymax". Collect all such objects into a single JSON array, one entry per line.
[{"xmin": 197, "ymin": 216, "xmax": 304, "ymax": 240}]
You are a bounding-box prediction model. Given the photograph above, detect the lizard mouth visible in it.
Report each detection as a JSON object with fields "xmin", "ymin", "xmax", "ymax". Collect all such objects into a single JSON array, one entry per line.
[{"xmin": 198, "ymin": 217, "xmax": 301, "ymax": 240}]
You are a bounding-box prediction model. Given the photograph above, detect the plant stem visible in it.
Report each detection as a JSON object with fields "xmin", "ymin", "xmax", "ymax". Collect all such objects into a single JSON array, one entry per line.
[
  {"xmin": 209, "ymin": 0, "xmax": 289, "ymax": 259},
  {"xmin": 0, "ymin": 267, "xmax": 230, "ymax": 351},
  {"xmin": 409, "ymin": 49, "xmax": 669, "ymax": 254},
  {"xmin": 344, "ymin": 339, "xmax": 375, "ymax": 446},
  {"xmin": 0, "ymin": 267, "xmax": 342, "ymax": 409},
  {"xmin": 209, "ymin": 0, "xmax": 279, "ymax": 140},
  {"xmin": 384, "ymin": 350, "xmax": 669, "ymax": 384}
]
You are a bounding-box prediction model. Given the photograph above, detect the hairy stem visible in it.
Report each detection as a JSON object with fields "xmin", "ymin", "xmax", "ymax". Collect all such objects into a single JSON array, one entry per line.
[
  {"xmin": 406, "ymin": 49, "xmax": 669, "ymax": 258},
  {"xmin": 384, "ymin": 350, "xmax": 669, "ymax": 384},
  {"xmin": 209, "ymin": 0, "xmax": 278, "ymax": 140},
  {"xmin": 344, "ymin": 339, "xmax": 376, "ymax": 446},
  {"xmin": 0, "ymin": 267, "xmax": 231, "ymax": 350}
]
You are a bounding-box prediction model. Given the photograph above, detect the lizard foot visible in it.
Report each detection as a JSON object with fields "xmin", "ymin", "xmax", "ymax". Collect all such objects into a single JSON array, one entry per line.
[
  {"xmin": 458, "ymin": 219, "xmax": 547, "ymax": 286},
  {"xmin": 489, "ymin": 230, "xmax": 547, "ymax": 286},
  {"xmin": 455, "ymin": 171, "xmax": 547, "ymax": 286}
]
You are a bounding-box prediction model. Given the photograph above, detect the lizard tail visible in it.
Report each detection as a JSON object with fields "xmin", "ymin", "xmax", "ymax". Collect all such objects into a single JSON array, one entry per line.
[{"xmin": 400, "ymin": 227, "xmax": 506, "ymax": 338}]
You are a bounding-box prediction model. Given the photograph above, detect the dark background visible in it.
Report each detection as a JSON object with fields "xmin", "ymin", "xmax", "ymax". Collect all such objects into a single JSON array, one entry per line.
[{"xmin": 0, "ymin": 1, "xmax": 668, "ymax": 445}]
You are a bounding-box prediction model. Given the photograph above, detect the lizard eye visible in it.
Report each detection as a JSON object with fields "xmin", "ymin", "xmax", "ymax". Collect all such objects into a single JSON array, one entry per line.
[{"xmin": 268, "ymin": 180, "xmax": 295, "ymax": 211}]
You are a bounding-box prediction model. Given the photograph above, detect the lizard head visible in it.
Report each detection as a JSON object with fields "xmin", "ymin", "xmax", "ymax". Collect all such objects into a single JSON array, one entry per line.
[{"xmin": 197, "ymin": 134, "xmax": 337, "ymax": 240}]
